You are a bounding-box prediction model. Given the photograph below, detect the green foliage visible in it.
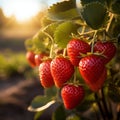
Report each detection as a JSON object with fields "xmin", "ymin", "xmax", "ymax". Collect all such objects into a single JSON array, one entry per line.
[
  {"xmin": 25, "ymin": 0, "xmax": 120, "ymax": 120},
  {"xmin": 108, "ymin": 83, "xmax": 120, "ymax": 103},
  {"xmin": 80, "ymin": 0, "xmax": 106, "ymax": 5},
  {"xmin": 34, "ymin": 111, "xmax": 44, "ymax": 120},
  {"xmin": 24, "ymin": 39, "xmax": 34, "ymax": 51},
  {"xmin": 47, "ymin": 0, "xmax": 79, "ymax": 21},
  {"xmin": 80, "ymin": 2, "xmax": 107, "ymax": 29},
  {"xmin": 52, "ymin": 104, "xmax": 66, "ymax": 120},
  {"xmin": 108, "ymin": 0, "xmax": 120, "ymax": 15},
  {"xmin": 76, "ymin": 92, "xmax": 95, "ymax": 112},
  {"xmin": 28, "ymin": 95, "xmax": 56, "ymax": 112},
  {"xmin": 44, "ymin": 86, "xmax": 58, "ymax": 99},
  {"xmin": 0, "ymin": 52, "xmax": 29, "ymax": 79},
  {"xmin": 54, "ymin": 21, "xmax": 80, "ymax": 48},
  {"xmin": 43, "ymin": 22, "xmax": 60, "ymax": 38},
  {"xmin": 66, "ymin": 114, "xmax": 80, "ymax": 120}
]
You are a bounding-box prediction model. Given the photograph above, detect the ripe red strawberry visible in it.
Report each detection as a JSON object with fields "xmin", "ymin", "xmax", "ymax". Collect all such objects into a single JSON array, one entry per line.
[
  {"xmin": 88, "ymin": 68, "xmax": 107, "ymax": 92},
  {"xmin": 50, "ymin": 57, "xmax": 74, "ymax": 88},
  {"xmin": 94, "ymin": 41, "xmax": 116, "ymax": 64},
  {"xmin": 79, "ymin": 54, "xmax": 106, "ymax": 92},
  {"xmin": 35, "ymin": 53, "xmax": 48, "ymax": 66},
  {"xmin": 67, "ymin": 39, "xmax": 91, "ymax": 66},
  {"xmin": 39, "ymin": 59, "xmax": 54, "ymax": 88},
  {"xmin": 26, "ymin": 51, "xmax": 36, "ymax": 68},
  {"xmin": 61, "ymin": 84, "xmax": 85, "ymax": 109}
]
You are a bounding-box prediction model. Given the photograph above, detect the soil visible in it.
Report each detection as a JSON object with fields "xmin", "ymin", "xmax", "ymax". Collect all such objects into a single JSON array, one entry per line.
[{"xmin": 0, "ymin": 77, "xmax": 48, "ymax": 120}]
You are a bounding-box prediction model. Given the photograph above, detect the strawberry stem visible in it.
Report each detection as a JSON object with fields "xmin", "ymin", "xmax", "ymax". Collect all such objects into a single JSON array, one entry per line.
[
  {"xmin": 100, "ymin": 88, "xmax": 113, "ymax": 120},
  {"xmin": 78, "ymin": 28, "xmax": 105, "ymax": 36},
  {"xmin": 73, "ymin": 67, "xmax": 77, "ymax": 84},
  {"xmin": 43, "ymin": 31, "xmax": 54, "ymax": 58},
  {"xmin": 50, "ymin": 44, "xmax": 54, "ymax": 58},
  {"xmin": 92, "ymin": 104, "xmax": 100, "ymax": 120},
  {"xmin": 63, "ymin": 48, "xmax": 67, "ymax": 57},
  {"xmin": 91, "ymin": 30, "xmax": 97, "ymax": 53},
  {"xmin": 81, "ymin": 24, "xmax": 86, "ymax": 34},
  {"xmin": 56, "ymin": 88, "xmax": 61, "ymax": 102},
  {"xmin": 94, "ymin": 93, "xmax": 106, "ymax": 120},
  {"xmin": 106, "ymin": 13, "xmax": 114, "ymax": 32}
]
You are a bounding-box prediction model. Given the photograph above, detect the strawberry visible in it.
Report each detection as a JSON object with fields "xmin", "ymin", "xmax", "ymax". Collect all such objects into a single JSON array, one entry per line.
[
  {"xmin": 26, "ymin": 51, "xmax": 36, "ymax": 68},
  {"xmin": 88, "ymin": 68, "xmax": 107, "ymax": 92},
  {"xmin": 50, "ymin": 56, "xmax": 74, "ymax": 88},
  {"xmin": 79, "ymin": 54, "xmax": 106, "ymax": 92},
  {"xmin": 39, "ymin": 59, "xmax": 54, "ymax": 88},
  {"xmin": 94, "ymin": 41, "xmax": 116, "ymax": 64},
  {"xmin": 67, "ymin": 39, "xmax": 91, "ymax": 66},
  {"xmin": 35, "ymin": 53, "xmax": 48, "ymax": 66},
  {"xmin": 61, "ymin": 84, "xmax": 85, "ymax": 109}
]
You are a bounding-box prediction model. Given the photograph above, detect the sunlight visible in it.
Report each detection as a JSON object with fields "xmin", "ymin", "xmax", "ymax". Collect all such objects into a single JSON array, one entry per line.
[{"xmin": 3, "ymin": 0, "xmax": 42, "ymax": 22}]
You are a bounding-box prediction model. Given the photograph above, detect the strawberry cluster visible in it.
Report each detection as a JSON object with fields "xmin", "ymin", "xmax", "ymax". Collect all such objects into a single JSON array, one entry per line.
[
  {"xmin": 67, "ymin": 38, "xmax": 116, "ymax": 92},
  {"xmin": 26, "ymin": 38, "xmax": 116, "ymax": 110},
  {"xmin": 26, "ymin": 51, "xmax": 48, "ymax": 68}
]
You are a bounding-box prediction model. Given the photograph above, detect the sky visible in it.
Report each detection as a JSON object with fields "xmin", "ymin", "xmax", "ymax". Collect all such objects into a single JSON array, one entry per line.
[{"xmin": 0, "ymin": 0, "xmax": 60, "ymax": 21}]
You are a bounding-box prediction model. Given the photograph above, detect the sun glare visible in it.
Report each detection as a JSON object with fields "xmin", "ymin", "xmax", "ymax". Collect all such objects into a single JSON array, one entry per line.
[{"xmin": 3, "ymin": 0, "xmax": 42, "ymax": 22}]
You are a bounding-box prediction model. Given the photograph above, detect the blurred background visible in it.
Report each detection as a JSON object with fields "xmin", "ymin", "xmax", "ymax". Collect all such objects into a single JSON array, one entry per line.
[{"xmin": 0, "ymin": 0, "xmax": 59, "ymax": 120}]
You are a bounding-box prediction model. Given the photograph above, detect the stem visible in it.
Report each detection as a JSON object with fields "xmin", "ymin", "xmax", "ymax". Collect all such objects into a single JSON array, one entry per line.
[
  {"xmin": 92, "ymin": 104, "xmax": 100, "ymax": 120},
  {"xmin": 78, "ymin": 28, "xmax": 105, "ymax": 36},
  {"xmin": 73, "ymin": 67, "xmax": 77, "ymax": 83},
  {"xmin": 91, "ymin": 30, "xmax": 97, "ymax": 53},
  {"xmin": 108, "ymin": 99, "xmax": 113, "ymax": 119},
  {"xmin": 100, "ymin": 88, "xmax": 112, "ymax": 120},
  {"xmin": 63, "ymin": 48, "xmax": 67, "ymax": 57},
  {"xmin": 94, "ymin": 93, "xmax": 106, "ymax": 120},
  {"xmin": 106, "ymin": 13, "xmax": 114, "ymax": 32},
  {"xmin": 43, "ymin": 32, "xmax": 54, "ymax": 58},
  {"xmin": 50, "ymin": 44, "xmax": 54, "ymax": 58},
  {"xmin": 56, "ymin": 88, "xmax": 61, "ymax": 102},
  {"xmin": 81, "ymin": 24, "xmax": 86, "ymax": 34}
]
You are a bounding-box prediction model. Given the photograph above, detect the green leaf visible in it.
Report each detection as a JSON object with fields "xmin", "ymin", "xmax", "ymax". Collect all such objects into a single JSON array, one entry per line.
[
  {"xmin": 109, "ymin": 18, "xmax": 120, "ymax": 37},
  {"xmin": 80, "ymin": 0, "xmax": 106, "ymax": 6},
  {"xmin": 52, "ymin": 104, "xmax": 66, "ymax": 120},
  {"xmin": 109, "ymin": 0, "xmax": 120, "ymax": 15},
  {"xmin": 44, "ymin": 86, "xmax": 57, "ymax": 99},
  {"xmin": 54, "ymin": 21, "xmax": 79, "ymax": 48},
  {"xmin": 41, "ymin": 16, "xmax": 55, "ymax": 27},
  {"xmin": 66, "ymin": 114, "xmax": 80, "ymax": 120},
  {"xmin": 47, "ymin": 0, "xmax": 79, "ymax": 21},
  {"xmin": 33, "ymin": 31, "xmax": 51, "ymax": 53},
  {"xmin": 34, "ymin": 111, "xmax": 44, "ymax": 120},
  {"xmin": 43, "ymin": 22, "xmax": 60, "ymax": 38},
  {"xmin": 28, "ymin": 95, "xmax": 56, "ymax": 112},
  {"xmin": 24, "ymin": 39, "xmax": 34, "ymax": 51},
  {"xmin": 80, "ymin": 2, "xmax": 107, "ymax": 29},
  {"xmin": 105, "ymin": 0, "xmax": 113, "ymax": 8},
  {"xmin": 76, "ymin": 93, "xmax": 95, "ymax": 112}
]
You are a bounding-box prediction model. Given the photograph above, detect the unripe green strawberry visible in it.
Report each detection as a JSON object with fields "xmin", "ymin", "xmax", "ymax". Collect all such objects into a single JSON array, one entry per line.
[
  {"xmin": 51, "ymin": 56, "xmax": 74, "ymax": 88},
  {"xmin": 67, "ymin": 39, "xmax": 91, "ymax": 66},
  {"xmin": 61, "ymin": 84, "xmax": 85, "ymax": 109},
  {"xmin": 79, "ymin": 54, "xmax": 106, "ymax": 92},
  {"xmin": 39, "ymin": 59, "xmax": 54, "ymax": 88},
  {"xmin": 94, "ymin": 41, "xmax": 116, "ymax": 64}
]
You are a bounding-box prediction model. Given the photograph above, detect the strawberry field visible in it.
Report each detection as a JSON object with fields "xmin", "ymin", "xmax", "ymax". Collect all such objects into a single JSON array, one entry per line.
[{"xmin": 25, "ymin": 0, "xmax": 120, "ymax": 120}]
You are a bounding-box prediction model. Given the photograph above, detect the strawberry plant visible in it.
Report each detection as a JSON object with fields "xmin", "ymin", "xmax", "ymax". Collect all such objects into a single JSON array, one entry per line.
[{"xmin": 25, "ymin": 0, "xmax": 120, "ymax": 120}]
